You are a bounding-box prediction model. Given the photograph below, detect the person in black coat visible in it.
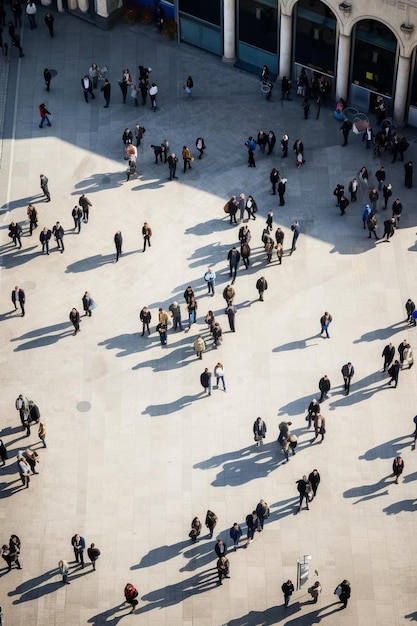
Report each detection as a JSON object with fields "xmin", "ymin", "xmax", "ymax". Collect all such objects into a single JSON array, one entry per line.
[
  {"xmin": 101, "ymin": 79, "xmax": 111, "ymax": 107},
  {"xmin": 214, "ymin": 539, "xmax": 227, "ymax": 558},
  {"xmin": 44, "ymin": 12, "xmax": 54, "ymax": 37},
  {"xmin": 308, "ymin": 469, "xmax": 321, "ymax": 499},
  {"xmin": 391, "ymin": 198, "xmax": 403, "ymax": 225},
  {"xmin": 405, "ymin": 298, "xmax": 416, "ymax": 324},
  {"xmin": 140, "ymin": 306, "xmax": 151, "ymax": 336},
  {"xmin": 278, "ymin": 178, "xmax": 287, "ymax": 206},
  {"xmin": 382, "ymin": 343, "xmax": 395, "ymax": 372},
  {"xmin": 267, "ymin": 130, "xmax": 276, "ymax": 154},
  {"xmin": 245, "ymin": 511, "xmax": 260, "ymax": 546},
  {"xmin": 253, "ymin": 417, "xmax": 266, "ymax": 447},
  {"xmin": 383, "ymin": 218, "xmax": 395, "ymax": 241},
  {"xmin": 39, "ymin": 227, "xmax": 52, "ymax": 254},
  {"xmin": 404, "ymin": 160, "xmax": 413, "ymax": 189},
  {"xmin": 296, "ymin": 475, "xmax": 311, "ymax": 512},
  {"xmin": 114, "ymin": 231, "xmax": 123, "ymax": 262},
  {"xmin": 44, "ymin": 68, "xmax": 52, "ymax": 92},
  {"xmin": 82, "ymin": 292, "xmax": 93, "ymax": 317},
  {"xmin": 306, "ymin": 399, "xmax": 320, "ymax": 428},
  {"xmin": 318, "ymin": 375, "xmax": 331, "ymax": 402},
  {"xmin": 339, "ymin": 194, "xmax": 349, "ymax": 216},
  {"xmin": 8, "ymin": 221, "xmax": 22, "ymax": 248},
  {"xmin": 227, "ymin": 247, "xmax": 240, "ymax": 283},
  {"xmin": 11, "ymin": 286, "xmax": 25, "ymax": 316},
  {"xmin": 388, "ymin": 360, "xmax": 401, "ymax": 387},
  {"xmin": 270, "ymin": 167, "xmax": 279, "ymax": 195},
  {"xmin": 256, "ymin": 276, "xmax": 268, "ymax": 301},
  {"xmin": 341, "ymin": 362, "xmax": 354, "ymax": 395},
  {"xmin": 69, "ymin": 308, "xmax": 81, "ymax": 335}
]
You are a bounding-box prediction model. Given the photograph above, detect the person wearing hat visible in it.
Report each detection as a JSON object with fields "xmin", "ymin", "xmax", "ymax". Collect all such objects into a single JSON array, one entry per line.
[{"xmin": 278, "ymin": 178, "xmax": 287, "ymax": 206}]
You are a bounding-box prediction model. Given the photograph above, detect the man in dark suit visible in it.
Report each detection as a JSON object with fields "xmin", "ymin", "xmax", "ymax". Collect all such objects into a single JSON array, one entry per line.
[
  {"xmin": 341, "ymin": 362, "xmax": 354, "ymax": 395},
  {"xmin": 39, "ymin": 226, "xmax": 52, "ymax": 254},
  {"xmin": 11, "ymin": 286, "xmax": 25, "ymax": 316},
  {"xmin": 214, "ymin": 539, "xmax": 227, "ymax": 559},
  {"xmin": 114, "ymin": 231, "xmax": 123, "ymax": 262},
  {"xmin": 227, "ymin": 246, "xmax": 240, "ymax": 284}
]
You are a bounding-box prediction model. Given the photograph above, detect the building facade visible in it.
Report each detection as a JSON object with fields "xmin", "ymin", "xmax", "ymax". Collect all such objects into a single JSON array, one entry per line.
[{"xmin": 156, "ymin": 0, "xmax": 417, "ymax": 125}]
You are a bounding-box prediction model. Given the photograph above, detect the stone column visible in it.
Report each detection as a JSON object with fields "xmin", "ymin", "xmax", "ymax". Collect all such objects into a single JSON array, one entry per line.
[
  {"xmin": 279, "ymin": 13, "xmax": 292, "ymax": 78},
  {"xmin": 335, "ymin": 33, "xmax": 351, "ymax": 100},
  {"xmin": 223, "ymin": 0, "xmax": 236, "ymax": 62},
  {"xmin": 394, "ymin": 54, "xmax": 411, "ymax": 124}
]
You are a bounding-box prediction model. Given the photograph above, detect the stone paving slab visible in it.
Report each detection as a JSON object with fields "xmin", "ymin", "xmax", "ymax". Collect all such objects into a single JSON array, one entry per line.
[{"xmin": 0, "ymin": 7, "xmax": 417, "ymax": 626}]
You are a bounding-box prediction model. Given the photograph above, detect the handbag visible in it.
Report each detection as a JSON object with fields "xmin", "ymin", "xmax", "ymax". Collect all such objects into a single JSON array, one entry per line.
[{"xmin": 223, "ymin": 203, "xmax": 230, "ymax": 214}]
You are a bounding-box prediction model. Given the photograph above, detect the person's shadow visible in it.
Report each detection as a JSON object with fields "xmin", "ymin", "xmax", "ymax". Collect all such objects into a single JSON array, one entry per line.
[{"xmin": 87, "ymin": 604, "xmax": 130, "ymax": 624}]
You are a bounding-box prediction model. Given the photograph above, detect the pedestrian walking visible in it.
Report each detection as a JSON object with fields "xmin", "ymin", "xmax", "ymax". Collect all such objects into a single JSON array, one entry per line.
[
  {"xmin": 359, "ymin": 166, "xmax": 369, "ymax": 188},
  {"xmin": 405, "ymin": 298, "xmax": 416, "ymax": 324},
  {"xmin": 44, "ymin": 12, "xmax": 54, "ymax": 36},
  {"xmin": 140, "ymin": 306, "xmax": 151, "ymax": 336},
  {"xmin": 290, "ymin": 220, "xmax": 300, "ymax": 254},
  {"xmin": 256, "ymin": 276, "xmax": 268, "ymax": 301},
  {"xmin": 38, "ymin": 422, "xmax": 46, "ymax": 447},
  {"xmin": 52, "ymin": 221, "xmax": 64, "ymax": 252},
  {"xmin": 296, "ymin": 475, "xmax": 312, "ymax": 512},
  {"xmin": 124, "ymin": 583, "xmax": 139, "ymax": 614},
  {"xmin": 281, "ymin": 134, "xmax": 289, "ymax": 157},
  {"xmin": 12, "ymin": 0, "xmax": 22, "ymax": 28},
  {"xmin": 187, "ymin": 296, "xmax": 197, "ymax": 327},
  {"xmin": 27, "ymin": 203, "xmax": 38, "ymax": 235},
  {"xmin": 226, "ymin": 303, "xmax": 236, "ymax": 332},
  {"xmin": 404, "ymin": 160, "xmax": 413, "ymax": 188},
  {"xmin": 26, "ymin": 0, "xmax": 37, "ymax": 29},
  {"xmin": 217, "ymin": 556, "xmax": 230, "ymax": 584},
  {"xmin": 71, "ymin": 206, "xmax": 82, "ymax": 232},
  {"xmin": 87, "ymin": 544, "xmax": 100, "ymax": 570},
  {"xmin": 308, "ymin": 469, "xmax": 321, "ymax": 499},
  {"xmin": 387, "ymin": 359, "xmax": 400, "ymax": 387},
  {"xmin": 383, "ymin": 218, "xmax": 396, "ymax": 241},
  {"xmin": 214, "ymin": 539, "xmax": 227, "ymax": 559},
  {"xmin": 200, "ymin": 368, "xmax": 212, "ymax": 395},
  {"xmin": 214, "ymin": 363, "xmax": 226, "ymax": 391},
  {"xmin": 340, "ymin": 117, "xmax": 352, "ymax": 145},
  {"xmin": 245, "ymin": 511, "xmax": 260, "ymax": 546},
  {"xmin": 253, "ymin": 416, "xmax": 266, "ymax": 447},
  {"xmin": 318, "ymin": 375, "xmax": 331, "ymax": 402},
  {"xmin": 195, "ymin": 137, "xmax": 205, "ymax": 159},
  {"xmin": 367, "ymin": 211, "xmax": 379, "ymax": 239},
  {"xmin": 306, "ymin": 399, "xmax": 320, "ymax": 429},
  {"xmin": 142, "ymin": 222, "xmax": 152, "ymax": 251},
  {"xmin": 79, "ymin": 194, "xmax": 92, "ymax": 222},
  {"xmin": 40, "ymin": 174, "xmax": 51, "ymax": 201},
  {"xmin": 194, "ymin": 336, "xmax": 206, "ymax": 360},
  {"xmin": 184, "ymin": 75, "xmax": 193, "ymax": 101},
  {"xmin": 149, "ymin": 82, "xmax": 158, "ymax": 111},
  {"xmin": 308, "ymin": 581, "xmax": 322, "ymax": 603},
  {"xmin": 320, "ymin": 311, "xmax": 332, "ymax": 338},
  {"xmin": 39, "ymin": 226, "xmax": 52, "ymax": 254},
  {"xmin": 341, "ymin": 362, "xmax": 354, "ymax": 395},
  {"xmin": 376, "ymin": 166, "xmax": 386, "ymax": 191},
  {"xmin": 69, "ymin": 308, "xmax": 81, "ymax": 336},
  {"xmin": 278, "ymin": 178, "xmax": 287, "ymax": 206},
  {"xmin": 349, "ymin": 177, "xmax": 359, "ymax": 202},
  {"xmin": 369, "ymin": 187, "xmax": 379, "ymax": 212},
  {"xmin": 81, "ymin": 75, "xmax": 95, "ymax": 102},
  {"xmin": 82, "ymin": 291, "xmax": 93, "ymax": 317},
  {"xmin": 281, "ymin": 76, "xmax": 291, "ymax": 100},
  {"xmin": 59, "ymin": 560, "xmax": 70, "ymax": 584},
  {"xmin": 169, "ymin": 301, "xmax": 182, "ymax": 331},
  {"xmin": 167, "ymin": 152, "xmax": 178, "ymax": 180},
  {"xmin": 0, "ymin": 439, "xmax": 9, "ymax": 465},
  {"xmin": 282, "ymin": 580, "xmax": 294, "ymax": 608},
  {"xmin": 11, "ymin": 286, "xmax": 25, "ymax": 316},
  {"xmin": 38, "ymin": 103, "xmax": 51, "ymax": 128},
  {"xmin": 245, "ymin": 136, "xmax": 256, "ymax": 167},
  {"xmin": 204, "ymin": 268, "xmax": 216, "ymax": 295},
  {"xmin": 403, "ymin": 343, "xmax": 414, "ymax": 369},
  {"xmin": 18, "ymin": 455, "xmax": 31, "ymax": 487},
  {"xmin": 311, "ymin": 415, "xmax": 326, "ymax": 443},
  {"xmin": 335, "ymin": 579, "xmax": 351, "ymax": 608},
  {"xmin": 227, "ymin": 246, "xmax": 240, "ymax": 284},
  {"xmin": 114, "ymin": 231, "xmax": 122, "ymax": 262},
  {"xmin": 28, "ymin": 400, "xmax": 40, "ymax": 424},
  {"xmin": 382, "ymin": 343, "xmax": 395, "ymax": 371},
  {"xmin": 229, "ymin": 523, "xmax": 242, "ymax": 551},
  {"xmin": 189, "ymin": 517, "xmax": 202, "ymax": 543},
  {"xmin": 205, "ymin": 510, "xmax": 218, "ymax": 539},
  {"xmin": 255, "ymin": 500, "xmax": 270, "ymax": 529},
  {"xmin": 392, "ymin": 198, "xmax": 403, "ymax": 225},
  {"xmin": 362, "ymin": 203, "xmax": 371, "ymax": 229},
  {"xmin": 71, "ymin": 534, "xmax": 85, "ymax": 567}
]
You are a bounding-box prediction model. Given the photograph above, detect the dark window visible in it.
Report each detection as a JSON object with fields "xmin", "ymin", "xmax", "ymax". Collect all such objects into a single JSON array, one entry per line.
[
  {"xmin": 239, "ymin": 0, "xmax": 277, "ymax": 54},
  {"xmin": 179, "ymin": 0, "xmax": 220, "ymax": 25},
  {"xmin": 294, "ymin": 0, "xmax": 336, "ymax": 76},
  {"xmin": 352, "ymin": 20, "xmax": 396, "ymax": 96}
]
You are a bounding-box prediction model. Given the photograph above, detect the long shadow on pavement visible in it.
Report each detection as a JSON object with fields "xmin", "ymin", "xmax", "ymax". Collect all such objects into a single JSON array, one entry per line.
[
  {"xmin": 359, "ymin": 434, "xmax": 411, "ymax": 461},
  {"xmin": 139, "ymin": 569, "xmax": 219, "ymax": 614},
  {"xmin": 353, "ymin": 319, "xmax": 408, "ymax": 343},
  {"xmin": 142, "ymin": 393, "xmax": 203, "ymax": 416},
  {"xmin": 87, "ymin": 604, "xmax": 128, "ymax": 625},
  {"xmin": 383, "ymin": 499, "xmax": 417, "ymax": 515},
  {"xmin": 65, "ymin": 251, "xmax": 137, "ymax": 273}
]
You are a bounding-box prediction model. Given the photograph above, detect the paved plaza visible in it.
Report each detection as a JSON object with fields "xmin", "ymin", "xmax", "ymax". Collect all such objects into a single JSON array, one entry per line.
[{"xmin": 1, "ymin": 10, "xmax": 417, "ymax": 626}]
